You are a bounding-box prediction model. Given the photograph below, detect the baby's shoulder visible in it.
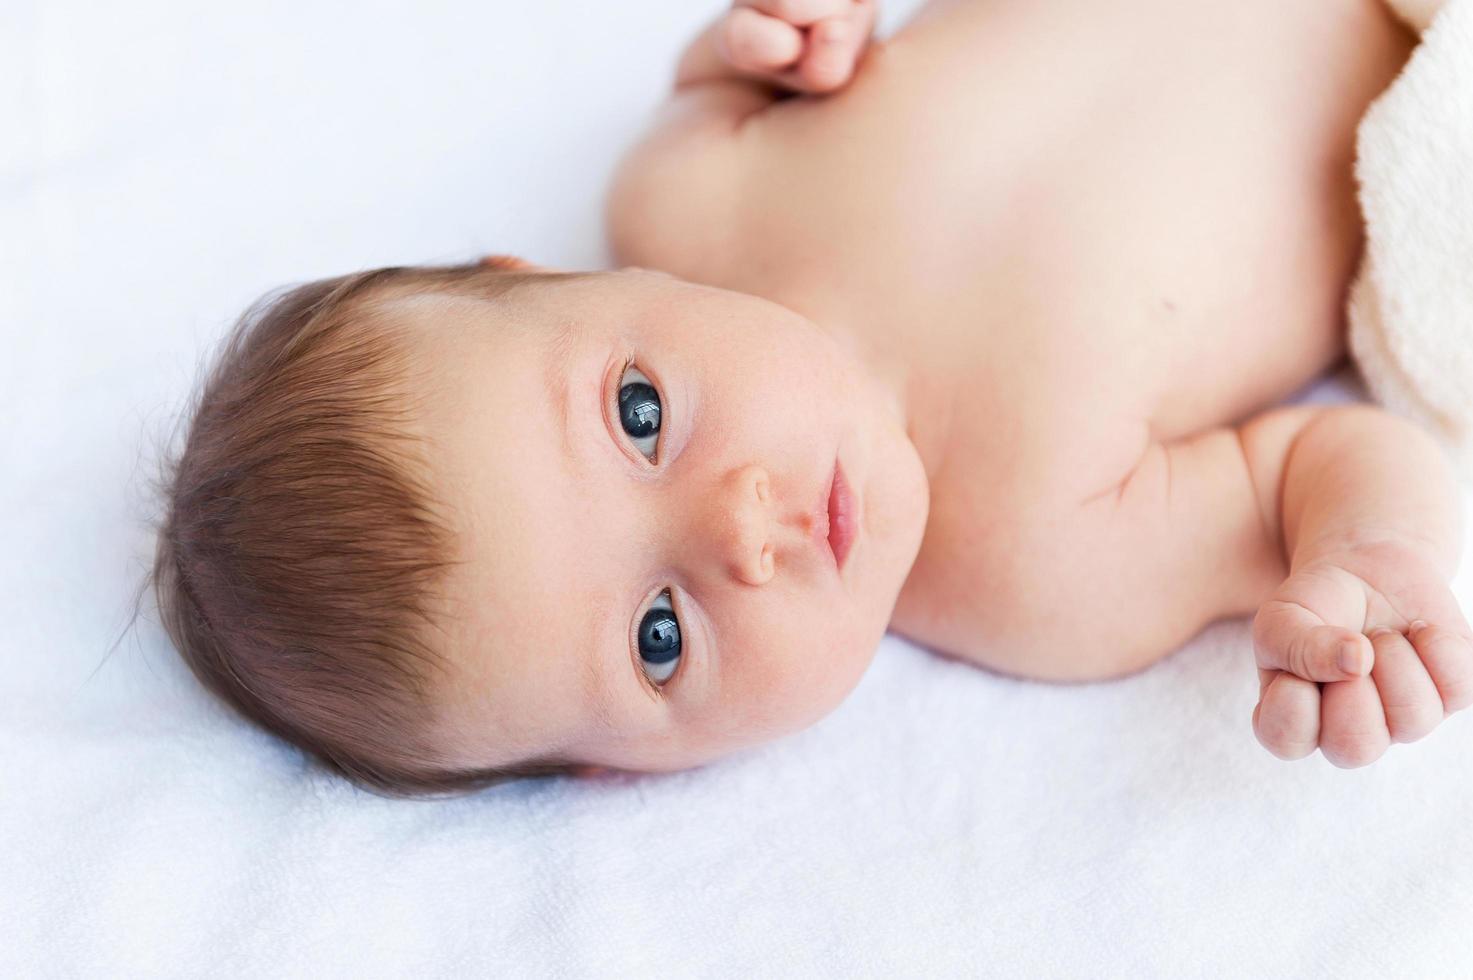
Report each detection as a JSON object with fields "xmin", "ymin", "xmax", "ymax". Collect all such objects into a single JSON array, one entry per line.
[{"xmin": 605, "ymin": 81, "xmax": 774, "ymax": 274}]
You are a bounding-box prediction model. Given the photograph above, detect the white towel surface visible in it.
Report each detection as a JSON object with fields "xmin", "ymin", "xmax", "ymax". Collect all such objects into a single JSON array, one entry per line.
[
  {"xmin": 3, "ymin": 2, "xmax": 1472, "ymax": 977},
  {"xmin": 1349, "ymin": 0, "xmax": 1473, "ymax": 483}
]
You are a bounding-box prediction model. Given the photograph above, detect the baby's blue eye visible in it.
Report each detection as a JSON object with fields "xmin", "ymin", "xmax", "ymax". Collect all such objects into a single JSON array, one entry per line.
[
  {"xmin": 637, "ymin": 590, "xmax": 681, "ymax": 685},
  {"xmin": 617, "ymin": 364, "xmax": 661, "ymax": 461}
]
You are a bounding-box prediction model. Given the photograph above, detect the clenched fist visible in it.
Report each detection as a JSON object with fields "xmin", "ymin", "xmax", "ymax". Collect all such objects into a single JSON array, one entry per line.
[{"xmin": 711, "ymin": 0, "xmax": 879, "ymax": 95}]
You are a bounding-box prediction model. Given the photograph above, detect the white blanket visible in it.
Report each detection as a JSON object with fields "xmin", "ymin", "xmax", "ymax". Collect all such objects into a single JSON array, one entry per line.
[{"xmin": 3, "ymin": 2, "xmax": 1471, "ymax": 976}]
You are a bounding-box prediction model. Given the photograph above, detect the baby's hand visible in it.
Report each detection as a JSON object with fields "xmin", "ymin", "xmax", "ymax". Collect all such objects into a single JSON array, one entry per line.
[
  {"xmin": 716, "ymin": 0, "xmax": 878, "ymax": 95},
  {"xmin": 1251, "ymin": 538, "xmax": 1473, "ymax": 767}
]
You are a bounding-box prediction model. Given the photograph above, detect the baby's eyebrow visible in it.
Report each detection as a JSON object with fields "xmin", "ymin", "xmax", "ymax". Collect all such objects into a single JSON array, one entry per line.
[
  {"xmin": 584, "ymin": 641, "xmax": 625, "ymax": 735},
  {"xmin": 541, "ymin": 320, "xmax": 579, "ymax": 461},
  {"xmin": 576, "ymin": 595, "xmax": 630, "ymax": 737}
]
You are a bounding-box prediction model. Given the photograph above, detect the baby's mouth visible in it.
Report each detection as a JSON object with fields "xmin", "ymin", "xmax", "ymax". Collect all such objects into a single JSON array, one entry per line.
[{"xmin": 826, "ymin": 459, "xmax": 857, "ymax": 572}]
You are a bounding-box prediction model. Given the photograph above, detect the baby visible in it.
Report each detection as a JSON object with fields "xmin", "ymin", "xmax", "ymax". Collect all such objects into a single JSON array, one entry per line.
[{"xmin": 154, "ymin": 0, "xmax": 1473, "ymax": 797}]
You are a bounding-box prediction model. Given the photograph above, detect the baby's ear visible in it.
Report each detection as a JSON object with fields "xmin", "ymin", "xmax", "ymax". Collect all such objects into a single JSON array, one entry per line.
[
  {"xmin": 480, "ymin": 254, "xmax": 540, "ymax": 271},
  {"xmin": 621, "ymin": 265, "xmax": 673, "ymax": 279}
]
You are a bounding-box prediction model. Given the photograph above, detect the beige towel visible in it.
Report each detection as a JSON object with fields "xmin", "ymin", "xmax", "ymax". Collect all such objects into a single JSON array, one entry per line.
[
  {"xmin": 1384, "ymin": 0, "xmax": 1447, "ymax": 30},
  {"xmin": 1347, "ymin": 0, "xmax": 1473, "ymax": 484}
]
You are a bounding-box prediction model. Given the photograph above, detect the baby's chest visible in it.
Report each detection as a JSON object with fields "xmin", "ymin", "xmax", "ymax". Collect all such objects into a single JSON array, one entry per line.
[
  {"xmin": 720, "ymin": 0, "xmax": 1409, "ymax": 449},
  {"xmin": 726, "ymin": 0, "xmax": 1408, "ymax": 367}
]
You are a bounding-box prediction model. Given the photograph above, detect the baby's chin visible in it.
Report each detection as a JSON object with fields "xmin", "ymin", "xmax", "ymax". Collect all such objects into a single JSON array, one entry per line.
[{"xmin": 866, "ymin": 417, "xmax": 931, "ymax": 616}]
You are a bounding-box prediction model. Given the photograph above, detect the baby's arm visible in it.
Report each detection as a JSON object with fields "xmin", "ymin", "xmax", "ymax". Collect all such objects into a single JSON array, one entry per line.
[{"xmin": 606, "ymin": 1, "xmax": 876, "ymax": 271}]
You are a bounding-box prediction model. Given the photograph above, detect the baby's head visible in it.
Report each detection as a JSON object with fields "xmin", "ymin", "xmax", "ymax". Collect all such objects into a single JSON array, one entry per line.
[{"xmin": 154, "ymin": 259, "xmax": 929, "ymax": 796}]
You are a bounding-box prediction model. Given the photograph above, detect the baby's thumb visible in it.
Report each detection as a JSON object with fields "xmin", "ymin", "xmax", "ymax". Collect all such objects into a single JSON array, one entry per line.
[{"xmin": 1252, "ymin": 601, "xmax": 1373, "ymax": 682}]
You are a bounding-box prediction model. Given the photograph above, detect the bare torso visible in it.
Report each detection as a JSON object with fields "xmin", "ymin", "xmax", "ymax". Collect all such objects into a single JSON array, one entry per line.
[{"xmin": 610, "ymin": 0, "xmax": 1417, "ymax": 658}]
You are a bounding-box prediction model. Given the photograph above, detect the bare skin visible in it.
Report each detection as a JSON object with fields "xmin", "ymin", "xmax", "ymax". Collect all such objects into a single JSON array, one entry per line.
[{"xmin": 603, "ymin": 0, "xmax": 1473, "ymax": 767}]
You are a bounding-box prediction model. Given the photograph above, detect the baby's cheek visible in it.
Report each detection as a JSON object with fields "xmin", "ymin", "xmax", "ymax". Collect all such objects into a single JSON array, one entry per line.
[{"xmin": 770, "ymin": 631, "xmax": 872, "ymax": 735}]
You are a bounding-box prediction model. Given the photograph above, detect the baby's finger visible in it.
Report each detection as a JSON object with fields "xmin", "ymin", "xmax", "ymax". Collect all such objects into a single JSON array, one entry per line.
[
  {"xmin": 1252, "ymin": 599, "xmax": 1373, "ymax": 682},
  {"xmin": 1253, "ymin": 670, "xmax": 1320, "ymax": 760},
  {"xmin": 794, "ymin": 16, "xmax": 866, "ymax": 92},
  {"xmin": 1318, "ymin": 675, "xmax": 1390, "ymax": 768},
  {"xmin": 737, "ymin": 0, "xmax": 854, "ymax": 27},
  {"xmin": 1367, "ymin": 626, "xmax": 1443, "ymax": 743},
  {"xmin": 1408, "ymin": 619, "xmax": 1473, "ymax": 714},
  {"xmin": 721, "ymin": 8, "xmax": 804, "ymax": 73}
]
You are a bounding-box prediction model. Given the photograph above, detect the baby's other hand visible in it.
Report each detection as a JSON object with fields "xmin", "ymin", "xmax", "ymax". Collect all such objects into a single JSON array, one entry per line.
[
  {"xmin": 1251, "ymin": 539, "xmax": 1473, "ymax": 767},
  {"xmin": 717, "ymin": 0, "xmax": 878, "ymax": 95}
]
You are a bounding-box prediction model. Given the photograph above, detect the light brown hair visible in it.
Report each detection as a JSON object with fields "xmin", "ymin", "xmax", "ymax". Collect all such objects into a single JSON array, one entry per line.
[{"xmin": 151, "ymin": 260, "xmax": 594, "ymax": 798}]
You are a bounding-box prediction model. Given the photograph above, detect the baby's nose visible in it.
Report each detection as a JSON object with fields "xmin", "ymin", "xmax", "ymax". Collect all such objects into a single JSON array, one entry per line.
[{"xmin": 708, "ymin": 463, "xmax": 775, "ymax": 586}]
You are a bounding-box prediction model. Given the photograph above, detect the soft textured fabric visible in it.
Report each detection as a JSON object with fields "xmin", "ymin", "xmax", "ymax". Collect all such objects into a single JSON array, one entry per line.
[
  {"xmin": 1348, "ymin": 0, "xmax": 1473, "ymax": 483},
  {"xmin": 1385, "ymin": 0, "xmax": 1448, "ymax": 31},
  {"xmin": 3, "ymin": 2, "xmax": 1471, "ymax": 977}
]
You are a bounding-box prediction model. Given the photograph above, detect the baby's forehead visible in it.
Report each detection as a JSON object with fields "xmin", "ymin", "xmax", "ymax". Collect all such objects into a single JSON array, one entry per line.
[
  {"xmin": 399, "ymin": 287, "xmax": 617, "ymax": 388},
  {"xmin": 424, "ymin": 504, "xmax": 616, "ymax": 767},
  {"xmin": 332, "ymin": 276, "xmax": 650, "ymax": 766},
  {"xmin": 384, "ymin": 290, "xmax": 536, "ymax": 347}
]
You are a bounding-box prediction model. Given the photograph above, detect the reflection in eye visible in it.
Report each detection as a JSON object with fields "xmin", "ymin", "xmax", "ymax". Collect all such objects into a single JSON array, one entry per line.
[
  {"xmin": 637, "ymin": 590, "xmax": 682, "ymax": 685},
  {"xmin": 617, "ymin": 363, "xmax": 662, "ymax": 461}
]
